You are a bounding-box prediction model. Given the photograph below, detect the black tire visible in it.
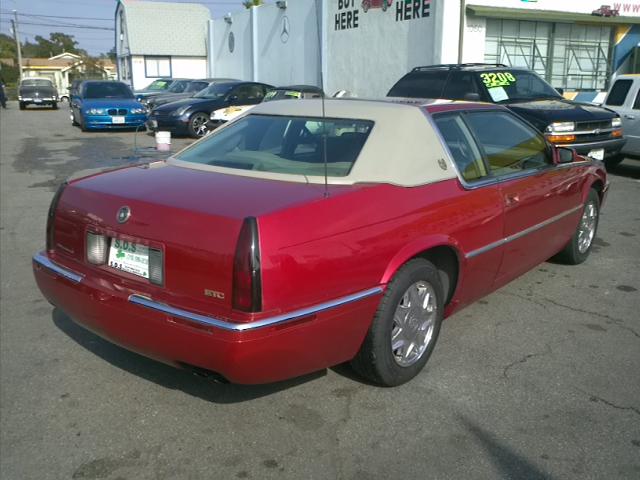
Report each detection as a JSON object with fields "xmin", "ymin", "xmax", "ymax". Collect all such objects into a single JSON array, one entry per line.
[
  {"xmin": 188, "ymin": 112, "xmax": 210, "ymax": 138},
  {"xmin": 80, "ymin": 117, "xmax": 89, "ymax": 132},
  {"xmin": 52, "ymin": 102, "xmax": 58, "ymax": 110},
  {"xmin": 604, "ymin": 154, "xmax": 623, "ymax": 171},
  {"xmin": 19, "ymin": 102, "xmax": 25, "ymax": 110},
  {"xmin": 554, "ymin": 189, "xmax": 600, "ymax": 265},
  {"xmin": 351, "ymin": 258, "xmax": 444, "ymax": 387},
  {"xmin": 71, "ymin": 112, "xmax": 79, "ymax": 126}
]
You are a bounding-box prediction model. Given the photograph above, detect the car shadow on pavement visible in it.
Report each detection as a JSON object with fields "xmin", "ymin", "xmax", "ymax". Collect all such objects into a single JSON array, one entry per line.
[
  {"xmin": 611, "ymin": 161, "xmax": 640, "ymax": 180},
  {"xmin": 456, "ymin": 414, "xmax": 553, "ymax": 480},
  {"xmin": 52, "ymin": 308, "xmax": 326, "ymax": 403}
]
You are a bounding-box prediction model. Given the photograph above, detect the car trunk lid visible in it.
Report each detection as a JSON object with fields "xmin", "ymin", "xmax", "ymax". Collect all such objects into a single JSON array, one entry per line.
[{"xmin": 51, "ymin": 162, "xmax": 359, "ymax": 313}]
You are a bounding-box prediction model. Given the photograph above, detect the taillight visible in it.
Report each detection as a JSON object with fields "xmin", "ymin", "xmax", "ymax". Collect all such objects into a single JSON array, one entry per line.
[
  {"xmin": 232, "ymin": 217, "xmax": 262, "ymax": 312},
  {"xmin": 46, "ymin": 181, "xmax": 67, "ymax": 252},
  {"xmin": 148, "ymin": 248, "xmax": 164, "ymax": 286},
  {"xmin": 86, "ymin": 232, "xmax": 108, "ymax": 264}
]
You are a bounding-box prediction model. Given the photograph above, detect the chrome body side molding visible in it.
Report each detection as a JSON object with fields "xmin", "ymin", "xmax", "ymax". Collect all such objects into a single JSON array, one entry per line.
[
  {"xmin": 129, "ymin": 287, "xmax": 384, "ymax": 332},
  {"xmin": 33, "ymin": 252, "xmax": 83, "ymax": 284},
  {"xmin": 466, "ymin": 204, "xmax": 583, "ymax": 259}
]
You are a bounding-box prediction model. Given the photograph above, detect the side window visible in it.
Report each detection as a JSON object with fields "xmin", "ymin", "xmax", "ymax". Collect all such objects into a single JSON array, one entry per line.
[
  {"xmin": 442, "ymin": 72, "xmax": 482, "ymax": 100},
  {"xmin": 465, "ymin": 111, "xmax": 550, "ymax": 176},
  {"xmin": 633, "ymin": 88, "xmax": 640, "ymax": 110},
  {"xmin": 434, "ymin": 114, "xmax": 488, "ymax": 182},
  {"xmin": 606, "ymin": 79, "xmax": 633, "ymax": 106}
]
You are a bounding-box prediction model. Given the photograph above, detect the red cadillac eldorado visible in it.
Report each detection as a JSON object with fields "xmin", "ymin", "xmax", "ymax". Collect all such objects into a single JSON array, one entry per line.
[{"xmin": 33, "ymin": 98, "xmax": 608, "ymax": 386}]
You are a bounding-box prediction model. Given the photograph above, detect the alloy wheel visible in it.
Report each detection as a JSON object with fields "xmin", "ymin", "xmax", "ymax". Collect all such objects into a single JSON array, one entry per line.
[
  {"xmin": 191, "ymin": 114, "xmax": 209, "ymax": 137},
  {"xmin": 391, "ymin": 281, "xmax": 437, "ymax": 367},
  {"xmin": 577, "ymin": 201, "xmax": 597, "ymax": 254}
]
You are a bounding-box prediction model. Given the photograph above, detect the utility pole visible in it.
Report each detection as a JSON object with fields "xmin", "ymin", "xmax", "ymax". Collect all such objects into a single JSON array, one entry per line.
[{"xmin": 11, "ymin": 10, "xmax": 23, "ymax": 81}]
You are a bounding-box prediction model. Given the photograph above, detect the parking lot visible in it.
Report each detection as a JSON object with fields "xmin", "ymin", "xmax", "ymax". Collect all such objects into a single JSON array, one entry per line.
[{"xmin": 0, "ymin": 103, "xmax": 639, "ymax": 480}]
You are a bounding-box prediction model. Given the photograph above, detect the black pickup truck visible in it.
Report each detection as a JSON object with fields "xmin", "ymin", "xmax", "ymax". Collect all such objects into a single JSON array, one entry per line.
[{"xmin": 388, "ymin": 64, "xmax": 625, "ymax": 168}]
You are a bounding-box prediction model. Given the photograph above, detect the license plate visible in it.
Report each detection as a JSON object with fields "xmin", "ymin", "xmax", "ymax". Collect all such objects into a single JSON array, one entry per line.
[
  {"xmin": 34, "ymin": 98, "xmax": 42, "ymax": 103},
  {"xmin": 112, "ymin": 116, "xmax": 125, "ymax": 124},
  {"xmin": 588, "ymin": 148, "xmax": 604, "ymax": 161},
  {"xmin": 108, "ymin": 238, "xmax": 149, "ymax": 279}
]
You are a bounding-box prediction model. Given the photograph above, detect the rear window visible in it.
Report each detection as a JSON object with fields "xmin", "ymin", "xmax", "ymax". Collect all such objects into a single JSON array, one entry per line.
[
  {"xmin": 387, "ymin": 70, "xmax": 450, "ymax": 98},
  {"xmin": 175, "ymin": 114, "xmax": 374, "ymax": 177},
  {"xmin": 606, "ymin": 79, "xmax": 633, "ymax": 107},
  {"xmin": 84, "ymin": 83, "xmax": 133, "ymax": 99},
  {"xmin": 21, "ymin": 79, "xmax": 53, "ymax": 87}
]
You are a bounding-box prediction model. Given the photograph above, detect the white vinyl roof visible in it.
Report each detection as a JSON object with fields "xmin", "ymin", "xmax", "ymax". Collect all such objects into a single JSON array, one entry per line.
[
  {"xmin": 118, "ymin": 0, "xmax": 210, "ymax": 56},
  {"xmin": 169, "ymin": 99, "xmax": 457, "ymax": 187}
]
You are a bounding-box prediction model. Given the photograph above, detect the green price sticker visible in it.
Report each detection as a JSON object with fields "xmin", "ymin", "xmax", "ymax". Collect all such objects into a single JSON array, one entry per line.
[{"xmin": 480, "ymin": 72, "xmax": 517, "ymax": 88}]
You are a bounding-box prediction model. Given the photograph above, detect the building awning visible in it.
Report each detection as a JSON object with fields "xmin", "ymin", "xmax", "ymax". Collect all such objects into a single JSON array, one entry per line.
[{"xmin": 467, "ymin": 5, "xmax": 640, "ymax": 25}]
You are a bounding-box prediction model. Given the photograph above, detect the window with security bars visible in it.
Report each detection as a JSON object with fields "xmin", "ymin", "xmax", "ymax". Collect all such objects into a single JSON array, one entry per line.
[{"xmin": 485, "ymin": 19, "xmax": 612, "ymax": 91}]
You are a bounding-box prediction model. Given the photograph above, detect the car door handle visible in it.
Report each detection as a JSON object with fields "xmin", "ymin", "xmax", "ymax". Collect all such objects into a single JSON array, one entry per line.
[
  {"xmin": 625, "ymin": 114, "xmax": 635, "ymax": 120},
  {"xmin": 505, "ymin": 194, "xmax": 520, "ymax": 206}
]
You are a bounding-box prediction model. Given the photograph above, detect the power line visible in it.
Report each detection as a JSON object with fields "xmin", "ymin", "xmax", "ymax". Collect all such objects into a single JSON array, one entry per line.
[
  {"xmin": 20, "ymin": 13, "xmax": 113, "ymax": 21},
  {"xmin": 0, "ymin": 19, "xmax": 114, "ymax": 31}
]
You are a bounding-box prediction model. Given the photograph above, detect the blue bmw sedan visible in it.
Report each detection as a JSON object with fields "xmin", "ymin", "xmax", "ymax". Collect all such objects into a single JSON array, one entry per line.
[{"xmin": 71, "ymin": 81, "xmax": 148, "ymax": 131}]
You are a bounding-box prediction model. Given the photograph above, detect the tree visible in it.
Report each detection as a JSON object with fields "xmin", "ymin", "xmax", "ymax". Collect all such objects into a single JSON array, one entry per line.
[
  {"xmin": 0, "ymin": 33, "xmax": 17, "ymax": 59},
  {"xmin": 22, "ymin": 32, "xmax": 87, "ymax": 58},
  {"xmin": 243, "ymin": 0, "xmax": 263, "ymax": 8},
  {"xmin": 99, "ymin": 47, "xmax": 116, "ymax": 63}
]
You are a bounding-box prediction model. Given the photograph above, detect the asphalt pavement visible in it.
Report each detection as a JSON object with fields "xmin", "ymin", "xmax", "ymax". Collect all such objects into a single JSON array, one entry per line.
[{"xmin": 1, "ymin": 103, "xmax": 639, "ymax": 480}]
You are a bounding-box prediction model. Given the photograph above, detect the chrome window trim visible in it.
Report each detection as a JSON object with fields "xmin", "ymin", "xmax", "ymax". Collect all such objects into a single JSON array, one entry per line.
[
  {"xmin": 425, "ymin": 109, "xmax": 595, "ymax": 190},
  {"xmin": 423, "ymin": 109, "xmax": 498, "ymax": 190},
  {"xmin": 129, "ymin": 286, "xmax": 384, "ymax": 332},
  {"xmin": 466, "ymin": 204, "xmax": 583, "ymax": 259},
  {"xmin": 33, "ymin": 252, "xmax": 83, "ymax": 284}
]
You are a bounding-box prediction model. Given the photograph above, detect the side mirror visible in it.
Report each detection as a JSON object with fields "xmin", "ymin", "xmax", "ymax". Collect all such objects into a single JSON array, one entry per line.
[
  {"xmin": 464, "ymin": 93, "xmax": 481, "ymax": 101},
  {"xmin": 227, "ymin": 94, "xmax": 239, "ymax": 105},
  {"xmin": 555, "ymin": 146, "xmax": 575, "ymax": 164},
  {"xmin": 556, "ymin": 87, "xmax": 565, "ymax": 96}
]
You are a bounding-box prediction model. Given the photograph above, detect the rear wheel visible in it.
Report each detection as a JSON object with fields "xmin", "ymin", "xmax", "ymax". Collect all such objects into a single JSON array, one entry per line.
[
  {"xmin": 554, "ymin": 189, "xmax": 600, "ymax": 265},
  {"xmin": 351, "ymin": 258, "xmax": 444, "ymax": 386},
  {"xmin": 188, "ymin": 112, "xmax": 210, "ymax": 138}
]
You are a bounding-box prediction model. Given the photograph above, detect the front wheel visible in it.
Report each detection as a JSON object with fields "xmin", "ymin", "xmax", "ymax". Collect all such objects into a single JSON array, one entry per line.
[
  {"xmin": 554, "ymin": 189, "xmax": 600, "ymax": 265},
  {"xmin": 351, "ymin": 258, "xmax": 444, "ymax": 386},
  {"xmin": 188, "ymin": 112, "xmax": 210, "ymax": 138}
]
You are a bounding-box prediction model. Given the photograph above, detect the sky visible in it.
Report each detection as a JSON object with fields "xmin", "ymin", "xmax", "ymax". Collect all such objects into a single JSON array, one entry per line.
[{"xmin": 0, "ymin": 0, "xmax": 249, "ymax": 56}]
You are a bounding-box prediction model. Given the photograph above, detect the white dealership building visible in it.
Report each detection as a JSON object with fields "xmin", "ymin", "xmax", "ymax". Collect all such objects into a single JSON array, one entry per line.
[
  {"xmin": 117, "ymin": 0, "xmax": 640, "ymax": 98},
  {"xmin": 206, "ymin": 0, "xmax": 640, "ymax": 99}
]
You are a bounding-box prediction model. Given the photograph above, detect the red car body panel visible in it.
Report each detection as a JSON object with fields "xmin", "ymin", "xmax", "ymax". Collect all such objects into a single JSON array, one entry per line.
[{"xmin": 33, "ymin": 103, "xmax": 609, "ymax": 384}]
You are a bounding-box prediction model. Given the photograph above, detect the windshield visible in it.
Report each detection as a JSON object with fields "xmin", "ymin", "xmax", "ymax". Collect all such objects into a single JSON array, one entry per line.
[
  {"xmin": 84, "ymin": 82, "xmax": 134, "ymax": 99},
  {"xmin": 263, "ymin": 89, "xmax": 321, "ymax": 102},
  {"xmin": 21, "ymin": 79, "xmax": 53, "ymax": 87},
  {"xmin": 145, "ymin": 79, "xmax": 171, "ymax": 91},
  {"xmin": 167, "ymin": 80, "xmax": 188, "ymax": 93},
  {"xmin": 194, "ymin": 83, "xmax": 235, "ymax": 99},
  {"xmin": 477, "ymin": 70, "xmax": 561, "ymax": 103},
  {"xmin": 186, "ymin": 81, "xmax": 208, "ymax": 93},
  {"xmin": 175, "ymin": 114, "xmax": 373, "ymax": 177}
]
